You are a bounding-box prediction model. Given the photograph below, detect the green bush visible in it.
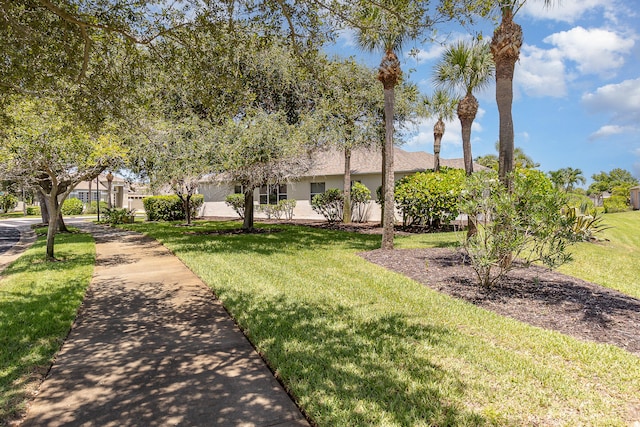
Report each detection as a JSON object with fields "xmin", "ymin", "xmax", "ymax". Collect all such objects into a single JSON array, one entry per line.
[
  {"xmin": 278, "ymin": 199, "xmax": 296, "ymax": 220},
  {"xmin": 604, "ymin": 195, "xmax": 629, "ymax": 213},
  {"xmin": 460, "ymin": 170, "xmax": 577, "ymax": 287},
  {"xmin": 312, "ymin": 188, "xmax": 343, "ymax": 223},
  {"xmin": 102, "ymin": 207, "xmax": 136, "ymax": 225},
  {"xmin": 143, "ymin": 194, "xmax": 204, "ymax": 221},
  {"xmin": 394, "ymin": 167, "xmax": 465, "ymax": 228},
  {"xmin": 26, "ymin": 205, "xmax": 41, "ymax": 216},
  {"xmin": 84, "ymin": 200, "xmax": 108, "ymax": 214},
  {"xmin": 0, "ymin": 194, "xmax": 18, "ymax": 213},
  {"xmin": 225, "ymin": 194, "xmax": 245, "ymax": 219},
  {"xmin": 351, "ymin": 182, "xmax": 371, "ymax": 223},
  {"xmin": 61, "ymin": 198, "xmax": 84, "ymax": 215},
  {"xmin": 566, "ymin": 192, "xmax": 595, "ymax": 212}
]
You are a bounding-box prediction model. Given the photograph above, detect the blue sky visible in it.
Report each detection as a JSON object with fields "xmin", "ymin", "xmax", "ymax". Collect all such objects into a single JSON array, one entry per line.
[{"xmin": 328, "ymin": 0, "xmax": 640, "ymax": 186}]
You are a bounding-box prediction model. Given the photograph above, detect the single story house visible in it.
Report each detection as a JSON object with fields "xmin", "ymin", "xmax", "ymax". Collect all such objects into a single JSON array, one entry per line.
[
  {"xmin": 68, "ymin": 173, "xmax": 150, "ymax": 212},
  {"xmin": 631, "ymin": 186, "xmax": 640, "ymax": 210},
  {"xmin": 199, "ymin": 146, "xmax": 482, "ymax": 221}
]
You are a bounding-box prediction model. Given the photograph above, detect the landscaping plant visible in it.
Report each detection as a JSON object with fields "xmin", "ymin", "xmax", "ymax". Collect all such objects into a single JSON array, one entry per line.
[
  {"xmin": 460, "ymin": 169, "xmax": 578, "ymax": 287},
  {"xmin": 350, "ymin": 182, "xmax": 371, "ymax": 223},
  {"xmin": 61, "ymin": 198, "xmax": 84, "ymax": 216},
  {"xmin": 0, "ymin": 194, "xmax": 18, "ymax": 213},
  {"xmin": 225, "ymin": 194, "xmax": 246, "ymax": 219},
  {"xmin": 394, "ymin": 168, "xmax": 465, "ymax": 228},
  {"xmin": 311, "ymin": 188, "xmax": 343, "ymax": 223}
]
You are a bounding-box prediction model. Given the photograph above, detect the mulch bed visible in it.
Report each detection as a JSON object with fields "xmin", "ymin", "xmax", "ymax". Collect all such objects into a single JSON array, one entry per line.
[{"xmin": 359, "ymin": 247, "xmax": 640, "ymax": 357}]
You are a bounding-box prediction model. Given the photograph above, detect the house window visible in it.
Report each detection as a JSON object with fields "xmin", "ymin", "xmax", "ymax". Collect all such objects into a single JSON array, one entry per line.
[
  {"xmin": 310, "ymin": 182, "xmax": 325, "ymax": 202},
  {"xmin": 234, "ymin": 185, "xmax": 244, "ymax": 194},
  {"xmin": 259, "ymin": 184, "xmax": 287, "ymax": 205}
]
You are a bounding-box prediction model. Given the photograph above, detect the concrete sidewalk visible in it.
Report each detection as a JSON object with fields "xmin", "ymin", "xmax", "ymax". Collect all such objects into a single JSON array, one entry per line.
[{"xmin": 21, "ymin": 224, "xmax": 309, "ymax": 427}]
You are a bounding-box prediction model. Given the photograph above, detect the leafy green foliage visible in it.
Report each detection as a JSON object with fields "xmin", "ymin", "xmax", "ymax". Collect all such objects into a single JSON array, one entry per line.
[
  {"xmin": 143, "ymin": 195, "xmax": 203, "ymax": 222},
  {"xmin": 0, "ymin": 194, "xmax": 18, "ymax": 213},
  {"xmin": 311, "ymin": 188, "xmax": 344, "ymax": 223},
  {"xmin": 350, "ymin": 182, "xmax": 372, "ymax": 223},
  {"xmin": 84, "ymin": 201, "xmax": 108, "ymax": 214},
  {"xmin": 562, "ymin": 205, "xmax": 610, "ymax": 242},
  {"xmin": 61, "ymin": 198, "xmax": 84, "ymax": 216},
  {"xmin": 394, "ymin": 168, "xmax": 465, "ymax": 228},
  {"xmin": 225, "ymin": 194, "xmax": 246, "ymax": 219},
  {"xmin": 549, "ymin": 167, "xmax": 586, "ymax": 192},
  {"xmin": 603, "ymin": 195, "xmax": 630, "ymax": 213},
  {"xmin": 101, "ymin": 207, "xmax": 136, "ymax": 225},
  {"xmin": 588, "ymin": 168, "xmax": 638, "ymax": 196},
  {"xmin": 460, "ymin": 169, "xmax": 578, "ymax": 287},
  {"xmin": 26, "ymin": 206, "xmax": 41, "ymax": 216}
]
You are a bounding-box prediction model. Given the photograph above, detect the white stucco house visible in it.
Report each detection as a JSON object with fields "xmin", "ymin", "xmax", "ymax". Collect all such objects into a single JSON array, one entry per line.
[{"xmin": 199, "ymin": 146, "xmax": 477, "ymax": 221}]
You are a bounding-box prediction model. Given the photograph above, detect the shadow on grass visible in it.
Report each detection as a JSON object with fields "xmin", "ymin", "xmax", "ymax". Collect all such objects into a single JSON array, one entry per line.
[
  {"xmin": 124, "ymin": 221, "xmax": 384, "ymax": 256},
  {"xmin": 0, "ymin": 238, "xmax": 94, "ymax": 423},
  {"xmin": 221, "ymin": 289, "xmax": 488, "ymax": 426}
]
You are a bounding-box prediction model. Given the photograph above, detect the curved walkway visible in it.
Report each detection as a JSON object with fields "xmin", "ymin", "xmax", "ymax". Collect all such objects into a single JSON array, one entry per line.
[{"xmin": 21, "ymin": 223, "xmax": 309, "ymax": 427}]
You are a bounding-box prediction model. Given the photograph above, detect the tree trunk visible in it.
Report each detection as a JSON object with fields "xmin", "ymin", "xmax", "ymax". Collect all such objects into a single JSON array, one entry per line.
[
  {"xmin": 457, "ymin": 93, "xmax": 478, "ymax": 177},
  {"xmin": 381, "ymin": 87, "xmax": 395, "ymax": 250},
  {"xmin": 433, "ymin": 119, "xmax": 444, "ymax": 172},
  {"xmin": 58, "ymin": 210, "xmax": 68, "ymax": 232},
  {"xmin": 343, "ymin": 147, "xmax": 352, "ymax": 224},
  {"xmin": 38, "ymin": 192, "xmax": 49, "ymax": 224},
  {"xmin": 242, "ymin": 189, "xmax": 254, "ymax": 231},
  {"xmin": 45, "ymin": 194, "xmax": 60, "ymax": 260},
  {"xmin": 492, "ymin": 9, "xmax": 522, "ymax": 191},
  {"xmin": 181, "ymin": 195, "xmax": 192, "ymax": 225}
]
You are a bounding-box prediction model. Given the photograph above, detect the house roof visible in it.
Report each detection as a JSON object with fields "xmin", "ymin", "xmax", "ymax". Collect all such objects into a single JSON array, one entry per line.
[{"xmin": 304, "ymin": 146, "xmax": 481, "ymax": 177}]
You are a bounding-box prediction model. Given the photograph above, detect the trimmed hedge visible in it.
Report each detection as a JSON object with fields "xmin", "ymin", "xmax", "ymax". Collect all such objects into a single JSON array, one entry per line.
[
  {"xmin": 143, "ymin": 194, "xmax": 204, "ymax": 221},
  {"xmin": 61, "ymin": 198, "xmax": 84, "ymax": 215}
]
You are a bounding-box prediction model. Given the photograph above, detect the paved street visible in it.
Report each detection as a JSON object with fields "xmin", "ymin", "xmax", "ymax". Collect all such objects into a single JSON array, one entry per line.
[{"xmin": 0, "ymin": 223, "xmax": 21, "ymax": 255}]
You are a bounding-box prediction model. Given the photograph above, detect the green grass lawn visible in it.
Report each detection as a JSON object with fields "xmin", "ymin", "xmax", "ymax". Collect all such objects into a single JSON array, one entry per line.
[
  {"xmin": 0, "ymin": 232, "xmax": 95, "ymax": 424},
  {"xmin": 122, "ymin": 220, "xmax": 640, "ymax": 426},
  {"xmin": 557, "ymin": 210, "xmax": 640, "ymax": 299}
]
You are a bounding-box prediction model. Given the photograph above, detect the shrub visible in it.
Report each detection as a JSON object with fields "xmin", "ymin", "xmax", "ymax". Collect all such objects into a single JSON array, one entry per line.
[
  {"xmin": 460, "ymin": 170, "xmax": 578, "ymax": 287},
  {"xmin": 26, "ymin": 205, "xmax": 41, "ymax": 216},
  {"xmin": 258, "ymin": 203, "xmax": 283, "ymax": 219},
  {"xmin": 350, "ymin": 182, "xmax": 371, "ymax": 223},
  {"xmin": 394, "ymin": 168, "xmax": 465, "ymax": 228},
  {"xmin": 603, "ymin": 195, "xmax": 629, "ymax": 213},
  {"xmin": 143, "ymin": 194, "xmax": 204, "ymax": 221},
  {"xmin": 102, "ymin": 207, "xmax": 136, "ymax": 225},
  {"xmin": 562, "ymin": 205, "xmax": 610, "ymax": 242},
  {"xmin": 225, "ymin": 194, "xmax": 246, "ymax": 219},
  {"xmin": 312, "ymin": 188, "xmax": 343, "ymax": 223},
  {"xmin": 566, "ymin": 192, "xmax": 595, "ymax": 212},
  {"xmin": 279, "ymin": 199, "xmax": 296, "ymax": 220},
  {"xmin": 85, "ymin": 200, "xmax": 108, "ymax": 214},
  {"xmin": 0, "ymin": 194, "xmax": 18, "ymax": 213},
  {"xmin": 61, "ymin": 198, "xmax": 84, "ymax": 216}
]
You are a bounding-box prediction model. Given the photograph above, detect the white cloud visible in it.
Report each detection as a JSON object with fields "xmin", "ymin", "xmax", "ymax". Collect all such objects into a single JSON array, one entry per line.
[
  {"xmin": 516, "ymin": 44, "xmax": 567, "ymax": 97},
  {"xmin": 409, "ymin": 44, "xmax": 445, "ymax": 64},
  {"xmin": 543, "ymin": 27, "xmax": 635, "ymax": 76},
  {"xmin": 336, "ymin": 28, "xmax": 357, "ymax": 48},
  {"xmin": 588, "ymin": 125, "xmax": 635, "ymax": 140},
  {"xmin": 582, "ymin": 78, "xmax": 640, "ymax": 123},
  {"xmin": 521, "ymin": 0, "xmax": 612, "ymax": 24}
]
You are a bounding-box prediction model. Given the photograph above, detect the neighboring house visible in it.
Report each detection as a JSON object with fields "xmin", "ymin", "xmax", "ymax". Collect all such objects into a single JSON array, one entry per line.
[
  {"xmin": 631, "ymin": 186, "xmax": 640, "ymax": 210},
  {"xmin": 589, "ymin": 191, "xmax": 611, "ymax": 208},
  {"xmin": 199, "ymin": 147, "xmax": 483, "ymax": 221},
  {"xmin": 68, "ymin": 173, "xmax": 151, "ymax": 212}
]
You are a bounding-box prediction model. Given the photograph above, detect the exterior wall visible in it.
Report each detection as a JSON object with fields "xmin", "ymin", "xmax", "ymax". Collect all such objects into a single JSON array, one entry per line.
[
  {"xmin": 199, "ymin": 171, "xmax": 416, "ymax": 222},
  {"xmin": 631, "ymin": 187, "xmax": 640, "ymax": 210}
]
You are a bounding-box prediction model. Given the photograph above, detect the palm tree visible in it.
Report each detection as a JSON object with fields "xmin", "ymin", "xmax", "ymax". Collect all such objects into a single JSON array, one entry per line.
[
  {"xmin": 549, "ymin": 167, "xmax": 586, "ymax": 192},
  {"xmin": 422, "ymin": 90, "xmax": 458, "ymax": 172},
  {"xmin": 355, "ymin": 3, "xmax": 415, "ymax": 250},
  {"xmin": 491, "ymin": 1, "xmax": 554, "ymax": 189},
  {"xmin": 434, "ymin": 40, "xmax": 494, "ymax": 176}
]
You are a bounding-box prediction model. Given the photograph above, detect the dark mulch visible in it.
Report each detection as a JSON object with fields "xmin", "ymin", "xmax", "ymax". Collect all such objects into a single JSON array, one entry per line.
[{"xmin": 360, "ymin": 248, "xmax": 640, "ymax": 357}]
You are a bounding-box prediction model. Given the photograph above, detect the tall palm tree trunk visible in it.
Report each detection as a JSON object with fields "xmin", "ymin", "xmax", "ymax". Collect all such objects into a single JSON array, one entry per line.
[
  {"xmin": 378, "ymin": 49, "xmax": 400, "ymax": 250},
  {"xmin": 433, "ymin": 119, "xmax": 444, "ymax": 172},
  {"xmin": 491, "ymin": 9, "xmax": 522, "ymax": 191},
  {"xmin": 457, "ymin": 93, "xmax": 478, "ymax": 176},
  {"xmin": 343, "ymin": 147, "xmax": 352, "ymax": 224}
]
